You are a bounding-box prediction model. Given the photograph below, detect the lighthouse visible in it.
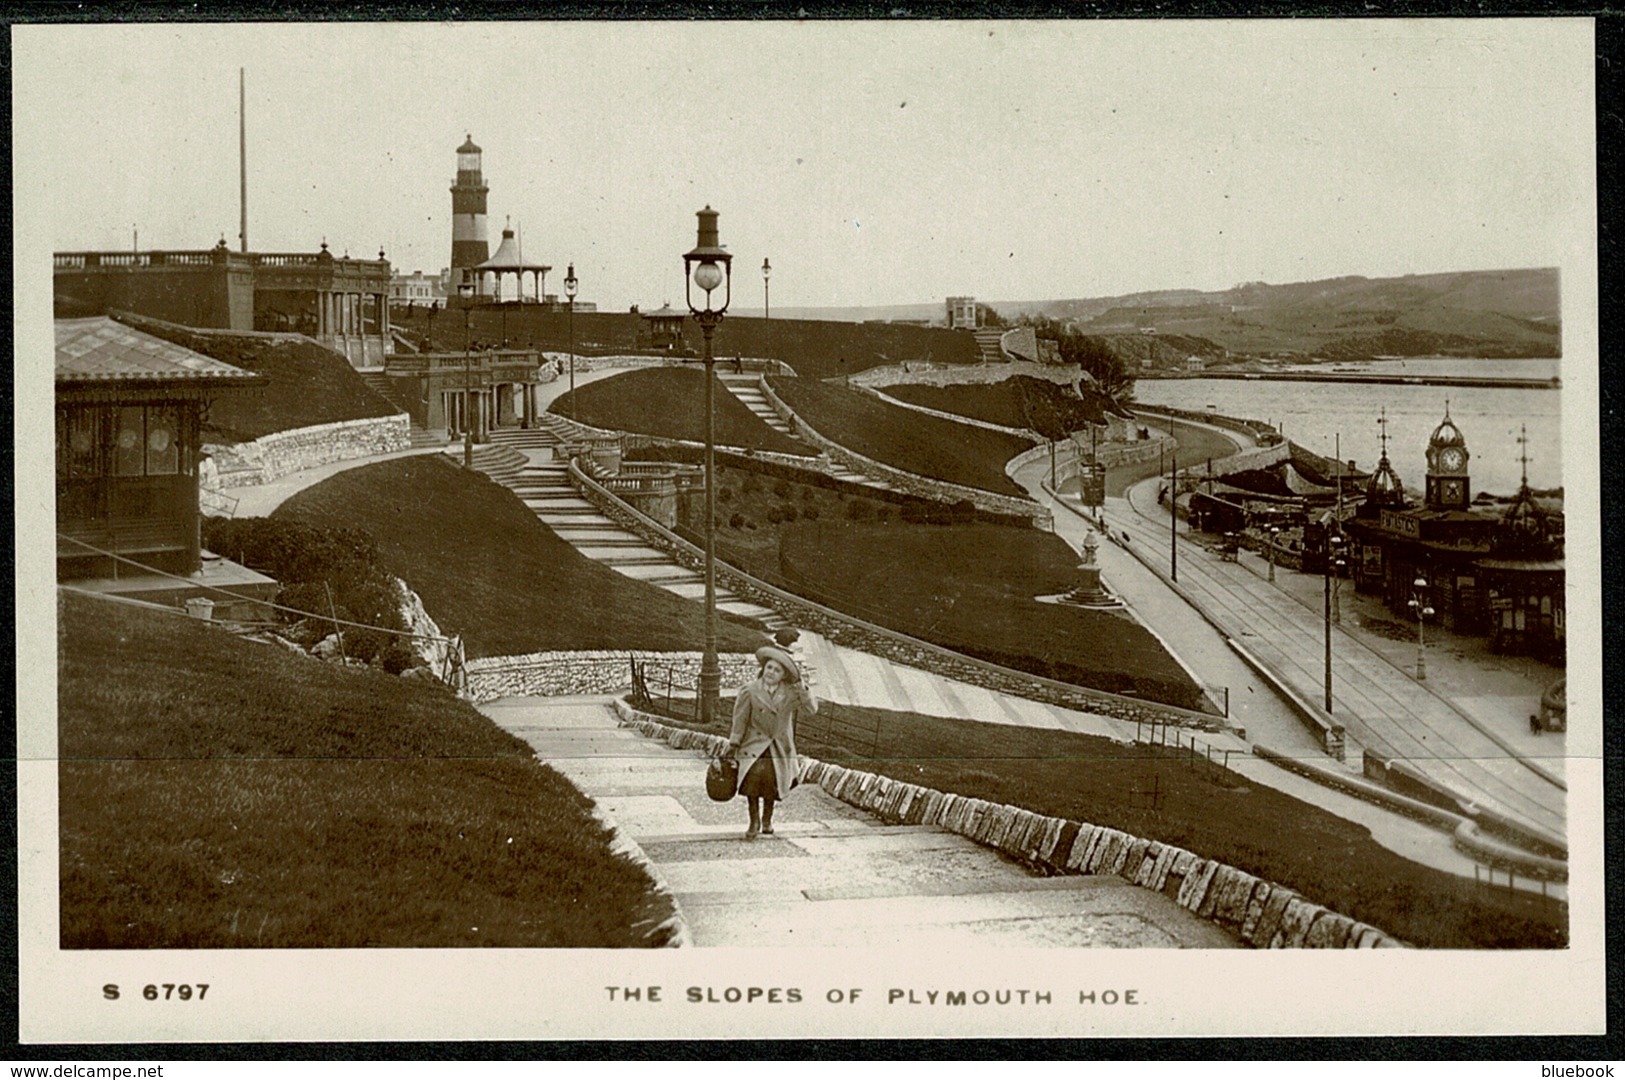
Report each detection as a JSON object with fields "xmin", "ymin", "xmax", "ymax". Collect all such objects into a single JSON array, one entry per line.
[{"xmin": 450, "ymin": 134, "xmax": 490, "ymax": 295}]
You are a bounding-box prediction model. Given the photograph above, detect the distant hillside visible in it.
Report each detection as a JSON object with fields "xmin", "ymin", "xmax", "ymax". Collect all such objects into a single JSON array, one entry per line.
[{"xmin": 768, "ymin": 268, "xmax": 1560, "ymax": 361}]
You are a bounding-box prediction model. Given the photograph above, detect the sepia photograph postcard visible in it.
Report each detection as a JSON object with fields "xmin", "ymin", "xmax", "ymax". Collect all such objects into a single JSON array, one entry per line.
[{"xmin": 11, "ymin": 16, "xmax": 1606, "ymax": 1043}]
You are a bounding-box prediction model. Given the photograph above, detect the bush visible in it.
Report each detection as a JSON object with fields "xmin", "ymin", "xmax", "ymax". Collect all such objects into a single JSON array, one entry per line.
[
  {"xmin": 773, "ymin": 479, "xmax": 792, "ymax": 499},
  {"xmin": 729, "ymin": 512, "xmax": 747, "ymax": 530},
  {"xmin": 801, "ymin": 505, "xmax": 820, "ymax": 521},
  {"xmin": 717, "ymin": 487, "xmax": 733, "ymax": 504},
  {"xmin": 846, "ymin": 500, "xmax": 874, "ymax": 523},
  {"xmin": 203, "ymin": 517, "xmax": 408, "ymax": 666},
  {"xmin": 779, "ymin": 503, "xmax": 799, "ymax": 523}
]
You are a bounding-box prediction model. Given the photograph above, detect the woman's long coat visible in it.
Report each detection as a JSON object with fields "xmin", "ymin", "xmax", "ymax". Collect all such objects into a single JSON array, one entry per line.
[{"xmin": 729, "ymin": 679, "xmax": 816, "ymax": 800}]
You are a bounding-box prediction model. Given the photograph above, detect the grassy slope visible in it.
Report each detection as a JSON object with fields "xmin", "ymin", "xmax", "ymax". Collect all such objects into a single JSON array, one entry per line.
[
  {"xmin": 652, "ymin": 697, "xmax": 1564, "ymax": 949},
  {"xmin": 396, "ymin": 307, "xmax": 983, "ymax": 380},
  {"xmin": 124, "ymin": 321, "xmax": 398, "ymax": 443},
  {"xmin": 768, "ymin": 376, "xmax": 1036, "ymax": 498},
  {"xmin": 884, "ymin": 376, "xmax": 1111, "ymax": 430},
  {"xmin": 57, "ymin": 591, "xmax": 667, "ymax": 948},
  {"xmin": 273, "ymin": 454, "xmax": 765, "ymax": 657},
  {"xmin": 774, "ymin": 521, "xmax": 1202, "ymax": 708},
  {"xmin": 553, "ymin": 367, "xmax": 813, "ymax": 456}
]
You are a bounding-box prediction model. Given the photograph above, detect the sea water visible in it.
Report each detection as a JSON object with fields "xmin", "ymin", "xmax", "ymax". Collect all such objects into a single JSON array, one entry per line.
[{"xmin": 1129, "ymin": 357, "xmax": 1563, "ymax": 496}]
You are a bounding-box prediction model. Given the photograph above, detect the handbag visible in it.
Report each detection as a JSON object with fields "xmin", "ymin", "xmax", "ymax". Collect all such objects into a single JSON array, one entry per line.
[{"xmin": 705, "ymin": 752, "xmax": 739, "ymax": 802}]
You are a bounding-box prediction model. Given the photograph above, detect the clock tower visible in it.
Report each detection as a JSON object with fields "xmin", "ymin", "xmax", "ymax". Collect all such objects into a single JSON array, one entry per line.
[{"xmin": 1424, "ymin": 402, "xmax": 1471, "ymax": 510}]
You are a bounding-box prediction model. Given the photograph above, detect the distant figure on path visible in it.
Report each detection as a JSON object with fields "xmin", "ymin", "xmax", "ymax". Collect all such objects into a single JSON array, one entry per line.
[{"xmin": 727, "ymin": 645, "xmax": 817, "ymax": 840}]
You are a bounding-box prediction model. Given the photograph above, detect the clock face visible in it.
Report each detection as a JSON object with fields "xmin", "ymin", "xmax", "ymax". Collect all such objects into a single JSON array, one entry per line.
[{"xmin": 1440, "ymin": 447, "xmax": 1466, "ymax": 472}]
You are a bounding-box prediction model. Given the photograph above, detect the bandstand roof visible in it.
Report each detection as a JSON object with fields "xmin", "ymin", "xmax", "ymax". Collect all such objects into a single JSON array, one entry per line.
[
  {"xmin": 474, "ymin": 229, "xmax": 550, "ymax": 273},
  {"xmin": 643, "ymin": 303, "xmax": 685, "ymax": 321}
]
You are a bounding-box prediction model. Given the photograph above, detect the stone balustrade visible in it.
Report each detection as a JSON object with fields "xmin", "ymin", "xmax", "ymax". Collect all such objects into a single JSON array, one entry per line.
[{"xmin": 613, "ymin": 700, "xmax": 1405, "ymax": 949}]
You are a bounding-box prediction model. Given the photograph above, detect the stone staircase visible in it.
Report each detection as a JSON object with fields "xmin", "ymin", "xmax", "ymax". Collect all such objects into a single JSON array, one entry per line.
[
  {"xmin": 719, "ymin": 371, "xmax": 799, "ymax": 439},
  {"xmin": 973, "ymin": 328, "xmax": 1006, "ymax": 364},
  {"xmin": 484, "ymin": 425, "xmax": 787, "ymax": 631},
  {"xmin": 717, "ymin": 373, "xmax": 893, "ymax": 493},
  {"xmin": 360, "ymin": 371, "xmax": 447, "ymax": 449}
]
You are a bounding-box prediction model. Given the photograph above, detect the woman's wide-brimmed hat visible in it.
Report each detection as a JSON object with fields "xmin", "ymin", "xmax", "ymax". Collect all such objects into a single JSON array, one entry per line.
[{"xmin": 754, "ymin": 645, "xmax": 800, "ymax": 682}]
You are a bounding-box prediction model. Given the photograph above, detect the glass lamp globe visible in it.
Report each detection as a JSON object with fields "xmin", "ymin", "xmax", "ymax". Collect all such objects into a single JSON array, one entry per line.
[{"xmin": 693, "ymin": 260, "xmax": 724, "ymax": 293}]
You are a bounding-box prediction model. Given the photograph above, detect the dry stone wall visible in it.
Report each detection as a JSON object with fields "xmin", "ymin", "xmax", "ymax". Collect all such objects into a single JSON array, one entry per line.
[
  {"xmin": 204, "ymin": 414, "xmax": 410, "ymax": 488},
  {"xmin": 613, "ymin": 701, "xmax": 1405, "ymax": 949},
  {"xmin": 467, "ymin": 650, "xmax": 760, "ymax": 703}
]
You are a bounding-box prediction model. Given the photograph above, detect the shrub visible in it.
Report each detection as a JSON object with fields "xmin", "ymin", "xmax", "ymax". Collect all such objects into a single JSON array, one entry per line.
[
  {"xmin": 779, "ymin": 503, "xmax": 799, "ymax": 523},
  {"xmin": 801, "ymin": 505, "xmax": 820, "ymax": 521},
  {"xmin": 846, "ymin": 500, "xmax": 874, "ymax": 523},
  {"xmin": 773, "ymin": 479, "xmax": 792, "ymax": 499},
  {"xmin": 729, "ymin": 512, "xmax": 747, "ymax": 530},
  {"xmin": 717, "ymin": 487, "xmax": 733, "ymax": 504}
]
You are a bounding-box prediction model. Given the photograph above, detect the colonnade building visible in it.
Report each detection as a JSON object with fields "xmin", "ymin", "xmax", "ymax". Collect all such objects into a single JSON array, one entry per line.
[{"xmin": 54, "ymin": 239, "xmax": 395, "ymax": 368}]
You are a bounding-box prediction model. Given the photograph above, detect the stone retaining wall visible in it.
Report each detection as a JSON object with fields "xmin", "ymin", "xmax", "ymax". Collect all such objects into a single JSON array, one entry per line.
[
  {"xmin": 1005, "ymin": 434, "xmax": 1174, "ymax": 487},
  {"xmin": 573, "ymin": 459, "xmax": 1223, "ymax": 730},
  {"xmin": 1251, "ymin": 744, "xmax": 1567, "ymax": 882},
  {"xmin": 852, "ymin": 358, "xmax": 1080, "ymax": 390},
  {"xmin": 467, "ymin": 649, "xmax": 760, "ymax": 703},
  {"xmin": 205, "ymin": 414, "xmax": 411, "ymax": 489},
  {"xmin": 613, "ymin": 701, "xmax": 1405, "ymax": 949},
  {"xmin": 757, "ymin": 379, "xmax": 1052, "ymax": 527},
  {"xmin": 542, "ymin": 404, "xmax": 827, "ymax": 474},
  {"xmin": 542, "ymin": 353, "xmax": 795, "ymax": 376}
]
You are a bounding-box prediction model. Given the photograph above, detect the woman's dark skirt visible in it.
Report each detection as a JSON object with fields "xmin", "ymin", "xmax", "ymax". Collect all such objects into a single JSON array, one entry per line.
[{"xmin": 738, "ymin": 754, "xmax": 779, "ymax": 799}]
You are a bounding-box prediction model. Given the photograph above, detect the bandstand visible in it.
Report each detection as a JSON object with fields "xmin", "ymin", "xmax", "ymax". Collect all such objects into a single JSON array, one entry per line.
[{"xmin": 467, "ymin": 224, "xmax": 551, "ymax": 304}]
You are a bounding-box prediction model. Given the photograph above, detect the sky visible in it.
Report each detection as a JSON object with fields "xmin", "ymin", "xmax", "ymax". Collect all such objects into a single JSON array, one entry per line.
[{"xmin": 17, "ymin": 19, "xmax": 1595, "ymax": 313}]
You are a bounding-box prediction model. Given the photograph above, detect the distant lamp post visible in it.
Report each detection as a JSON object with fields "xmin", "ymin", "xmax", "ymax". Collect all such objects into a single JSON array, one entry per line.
[
  {"xmin": 1408, "ymin": 576, "xmax": 1435, "ymax": 681},
  {"xmin": 1267, "ymin": 524, "xmax": 1280, "ymax": 583},
  {"xmin": 564, "ymin": 263, "xmax": 579, "ymax": 416},
  {"xmin": 684, "ymin": 206, "xmax": 733, "ymax": 726},
  {"xmin": 1323, "ymin": 532, "xmax": 1347, "ymax": 711},
  {"xmin": 761, "ymin": 257, "xmax": 772, "ymax": 320}
]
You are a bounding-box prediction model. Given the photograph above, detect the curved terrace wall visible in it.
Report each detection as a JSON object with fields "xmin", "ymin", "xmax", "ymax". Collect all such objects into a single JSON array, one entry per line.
[
  {"xmin": 467, "ymin": 649, "xmax": 760, "ymax": 703},
  {"xmin": 571, "ymin": 458, "xmax": 1225, "ymax": 731},
  {"xmin": 757, "ymin": 378, "xmax": 1053, "ymax": 527},
  {"xmin": 614, "ymin": 700, "xmax": 1405, "ymax": 949},
  {"xmin": 203, "ymin": 414, "xmax": 410, "ymax": 489}
]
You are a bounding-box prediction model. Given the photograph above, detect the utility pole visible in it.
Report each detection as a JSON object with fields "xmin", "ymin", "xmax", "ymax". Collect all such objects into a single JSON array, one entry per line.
[{"xmin": 1170, "ymin": 450, "xmax": 1178, "ymax": 583}]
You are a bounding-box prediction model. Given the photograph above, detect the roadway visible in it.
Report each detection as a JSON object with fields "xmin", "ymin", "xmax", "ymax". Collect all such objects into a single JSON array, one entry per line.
[{"xmin": 1066, "ymin": 415, "xmax": 1567, "ymax": 851}]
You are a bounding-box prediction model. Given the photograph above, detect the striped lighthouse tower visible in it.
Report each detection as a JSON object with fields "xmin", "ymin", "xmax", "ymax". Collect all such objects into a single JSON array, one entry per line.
[{"xmin": 450, "ymin": 134, "xmax": 490, "ymax": 294}]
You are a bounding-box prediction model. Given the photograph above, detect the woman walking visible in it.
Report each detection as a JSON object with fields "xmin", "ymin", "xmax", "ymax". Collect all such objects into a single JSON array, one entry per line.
[{"xmin": 726, "ymin": 645, "xmax": 817, "ymax": 840}]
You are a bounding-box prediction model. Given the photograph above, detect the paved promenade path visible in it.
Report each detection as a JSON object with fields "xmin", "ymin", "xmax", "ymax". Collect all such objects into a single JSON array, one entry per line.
[{"xmin": 481, "ymin": 695, "xmax": 1237, "ymax": 948}]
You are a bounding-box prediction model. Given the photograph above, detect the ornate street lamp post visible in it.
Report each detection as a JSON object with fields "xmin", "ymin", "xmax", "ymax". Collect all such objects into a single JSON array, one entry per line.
[
  {"xmin": 1324, "ymin": 532, "xmax": 1346, "ymax": 711},
  {"xmin": 761, "ymin": 257, "xmax": 772, "ymax": 320},
  {"xmin": 1408, "ymin": 575, "xmax": 1434, "ymax": 681},
  {"xmin": 564, "ymin": 263, "xmax": 579, "ymax": 416},
  {"xmin": 1267, "ymin": 524, "xmax": 1280, "ymax": 583},
  {"xmin": 684, "ymin": 206, "xmax": 733, "ymax": 726}
]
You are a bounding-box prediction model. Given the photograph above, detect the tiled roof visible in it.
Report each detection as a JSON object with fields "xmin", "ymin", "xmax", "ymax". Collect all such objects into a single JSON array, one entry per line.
[{"xmin": 55, "ymin": 317, "xmax": 260, "ymax": 383}]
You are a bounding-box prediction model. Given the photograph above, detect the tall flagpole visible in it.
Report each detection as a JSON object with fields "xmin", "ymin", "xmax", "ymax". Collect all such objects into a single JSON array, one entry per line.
[{"xmin": 239, "ymin": 68, "xmax": 248, "ymax": 253}]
